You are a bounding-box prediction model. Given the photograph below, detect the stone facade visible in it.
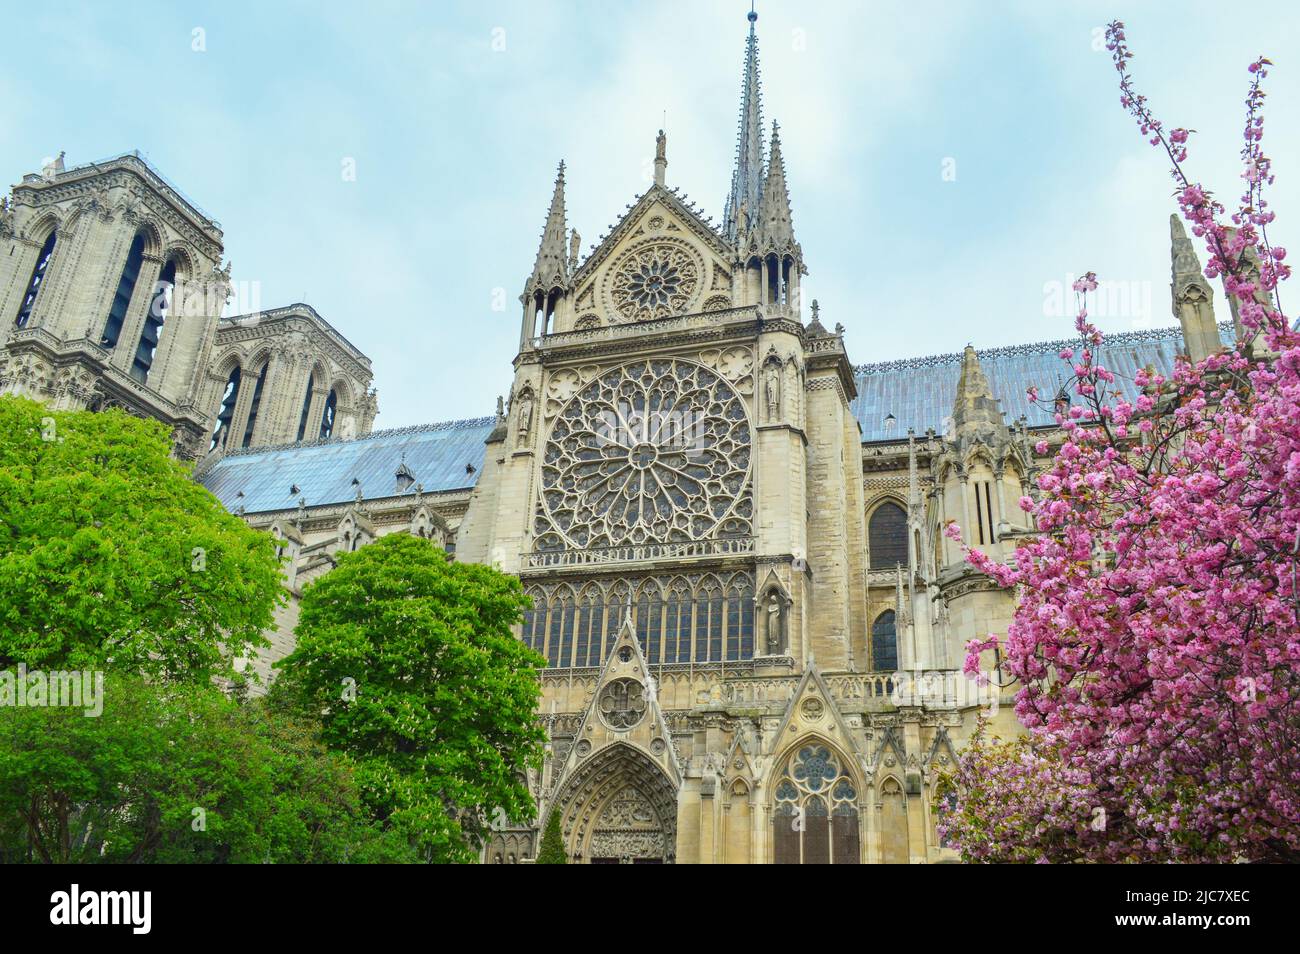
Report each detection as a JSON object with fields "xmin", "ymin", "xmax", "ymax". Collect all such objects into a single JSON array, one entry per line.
[{"xmin": 3, "ymin": 14, "xmax": 1231, "ymax": 865}]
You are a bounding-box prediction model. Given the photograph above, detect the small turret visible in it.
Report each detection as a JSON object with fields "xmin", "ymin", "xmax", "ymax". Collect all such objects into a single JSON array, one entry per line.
[{"xmin": 520, "ymin": 162, "xmax": 572, "ymax": 345}]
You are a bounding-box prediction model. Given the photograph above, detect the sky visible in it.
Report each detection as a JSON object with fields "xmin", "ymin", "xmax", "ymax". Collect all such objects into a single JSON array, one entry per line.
[{"xmin": 2, "ymin": 0, "xmax": 1297, "ymax": 429}]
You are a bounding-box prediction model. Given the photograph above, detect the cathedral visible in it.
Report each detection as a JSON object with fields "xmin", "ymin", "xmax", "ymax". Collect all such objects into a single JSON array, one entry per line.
[{"xmin": 0, "ymin": 13, "xmax": 1232, "ymax": 864}]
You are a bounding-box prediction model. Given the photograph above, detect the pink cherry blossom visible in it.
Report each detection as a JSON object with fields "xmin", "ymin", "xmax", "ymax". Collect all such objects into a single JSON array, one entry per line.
[{"xmin": 943, "ymin": 23, "xmax": 1300, "ymax": 864}]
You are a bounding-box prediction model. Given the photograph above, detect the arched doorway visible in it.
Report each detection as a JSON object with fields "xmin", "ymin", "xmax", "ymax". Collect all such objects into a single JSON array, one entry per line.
[{"xmin": 552, "ymin": 743, "xmax": 678, "ymax": 864}]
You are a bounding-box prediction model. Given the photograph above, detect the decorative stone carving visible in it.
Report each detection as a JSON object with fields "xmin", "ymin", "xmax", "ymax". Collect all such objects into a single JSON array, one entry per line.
[
  {"xmin": 597, "ymin": 678, "xmax": 647, "ymax": 730},
  {"xmin": 534, "ymin": 359, "xmax": 752, "ymax": 551},
  {"xmin": 605, "ymin": 239, "xmax": 702, "ymax": 322}
]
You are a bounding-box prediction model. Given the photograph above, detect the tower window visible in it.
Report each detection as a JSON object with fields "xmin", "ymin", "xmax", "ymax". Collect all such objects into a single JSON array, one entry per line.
[
  {"xmin": 868, "ymin": 502, "xmax": 908, "ymax": 570},
  {"xmin": 241, "ymin": 362, "xmax": 268, "ymax": 448},
  {"xmin": 296, "ymin": 372, "xmax": 316, "ymax": 442},
  {"xmin": 318, "ymin": 388, "xmax": 338, "ymax": 440},
  {"xmin": 209, "ymin": 366, "xmax": 241, "ymax": 451},
  {"xmin": 131, "ymin": 257, "xmax": 176, "ymax": 384},
  {"xmin": 102, "ymin": 233, "xmax": 146, "ymax": 348},
  {"xmin": 14, "ymin": 231, "xmax": 57, "ymax": 328}
]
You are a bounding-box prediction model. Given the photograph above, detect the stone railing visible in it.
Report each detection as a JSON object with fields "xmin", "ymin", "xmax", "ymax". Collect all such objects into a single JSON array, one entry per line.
[{"xmin": 523, "ymin": 536, "xmax": 755, "ymax": 570}]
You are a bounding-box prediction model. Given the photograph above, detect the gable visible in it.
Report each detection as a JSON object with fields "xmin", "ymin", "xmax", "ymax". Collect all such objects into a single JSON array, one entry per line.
[{"xmin": 570, "ymin": 188, "xmax": 736, "ymax": 326}]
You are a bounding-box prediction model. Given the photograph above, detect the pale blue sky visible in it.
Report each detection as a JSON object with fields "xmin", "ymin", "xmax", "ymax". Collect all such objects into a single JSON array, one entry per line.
[{"xmin": 3, "ymin": 1, "xmax": 1296, "ymax": 428}]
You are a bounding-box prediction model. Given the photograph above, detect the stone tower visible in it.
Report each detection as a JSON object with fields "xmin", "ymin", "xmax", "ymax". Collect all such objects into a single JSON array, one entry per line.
[{"xmin": 0, "ymin": 152, "xmax": 229, "ymax": 458}]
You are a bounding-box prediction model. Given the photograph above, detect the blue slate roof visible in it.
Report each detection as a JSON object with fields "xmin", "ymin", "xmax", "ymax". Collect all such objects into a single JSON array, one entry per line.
[
  {"xmin": 199, "ymin": 418, "xmax": 497, "ymax": 514},
  {"xmin": 852, "ymin": 323, "xmax": 1235, "ymax": 442}
]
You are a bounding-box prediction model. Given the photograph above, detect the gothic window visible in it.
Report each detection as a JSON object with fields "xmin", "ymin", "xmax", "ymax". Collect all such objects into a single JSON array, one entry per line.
[
  {"xmin": 319, "ymin": 388, "xmax": 338, "ymax": 439},
  {"xmin": 872, "ymin": 610, "xmax": 898, "ymax": 672},
  {"xmin": 209, "ymin": 366, "xmax": 241, "ymax": 451},
  {"xmin": 240, "ymin": 360, "xmax": 268, "ymax": 448},
  {"xmin": 535, "ymin": 359, "xmax": 752, "ymax": 553},
  {"xmin": 14, "ymin": 230, "xmax": 56, "ymax": 328},
  {"xmin": 131, "ymin": 257, "xmax": 176, "ymax": 384},
  {"xmin": 773, "ymin": 745, "xmax": 860, "ymax": 864},
  {"xmin": 524, "ymin": 572, "xmax": 753, "ymax": 668},
  {"xmin": 296, "ymin": 372, "xmax": 316, "ymax": 442},
  {"xmin": 868, "ymin": 501, "xmax": 908, "ymax": 570},
  {"xmin": 102, "ymin": 232, "xmax": 145, "ymax": 348}
]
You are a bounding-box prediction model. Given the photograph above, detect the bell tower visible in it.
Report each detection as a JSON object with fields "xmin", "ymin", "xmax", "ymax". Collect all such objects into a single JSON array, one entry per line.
[{"xmin": 0, "ymin": 151, "xmax": 229, "ymax": 459}]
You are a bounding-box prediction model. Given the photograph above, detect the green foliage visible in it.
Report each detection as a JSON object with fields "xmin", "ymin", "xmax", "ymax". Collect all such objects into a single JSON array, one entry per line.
[
  {"xmin": 275, "ymin": 533, "xmax": 546, "ymax": 863},
  {"xmin": 535, "ymin": 809, "xmax": 567, "ymax": 864},
  {"xmin": 0, "ymin": 396, "xmax": 282, "ymax": 685},
  {"xmin": 0, "ymin": 671, "xmax": 416, "ymax": 863}
]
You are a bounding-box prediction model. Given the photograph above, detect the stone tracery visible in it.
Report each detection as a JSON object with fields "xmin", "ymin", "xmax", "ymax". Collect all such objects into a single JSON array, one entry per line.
[{"xmin": 536, "ymin": 359, "xmax": 752, "ymax": 553}]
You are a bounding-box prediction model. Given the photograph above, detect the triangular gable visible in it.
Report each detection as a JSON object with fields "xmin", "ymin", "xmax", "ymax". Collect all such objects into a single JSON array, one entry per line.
[
  {"xmin": 553, "ymin": 612, "xmax": 682, "ymax": 790},
  {"xmin": 571, "ymin": 183, "xmax": 733, "ymax": 288},
  {"xmin": 768, "ymin": 665, "xmax": 864, "ymax": 773}
]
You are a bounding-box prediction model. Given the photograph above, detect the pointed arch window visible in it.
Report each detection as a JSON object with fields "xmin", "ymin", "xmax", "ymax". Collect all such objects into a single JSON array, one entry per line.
[
  {"xmin": 209, "ymin": 366, "xmax": 241, "ymax": 451},
  {"xmin": 773, "ymin": 745, "xmax": 860, "ymax": 864},
  {"xmin": 868, "ymin": 501, "xmax": 908, "ymax": 570},
  {"xmin": 14, "ymin": 231, "xmax": 57, "ymax": 328},
  {"xmin": 318, "ymin": 388, "xmax": 338, "ymax": 440},
  {"xmin": 131, "ymin": 257, "xmax": 175, "ymax": 383},
  {"xmin": 102, "ymin": 232, "xmax": 145, "ymax": 348},
  {"xmin": 240, "ymin": 361, "xmax": 268, "ymax": 448},
  {"xmin": 296, "ymin": 372, "xmax": 316, "ymax": 442},
  {"xmin": 872, "ymin": 610, "xmax": 898, "ymax": 672}
]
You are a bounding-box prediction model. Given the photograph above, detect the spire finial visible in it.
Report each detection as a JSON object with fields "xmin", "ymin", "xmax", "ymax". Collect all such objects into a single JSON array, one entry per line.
[{"xmin": 724, "ymin": 9, "xmax": 766, "ymax": 242}]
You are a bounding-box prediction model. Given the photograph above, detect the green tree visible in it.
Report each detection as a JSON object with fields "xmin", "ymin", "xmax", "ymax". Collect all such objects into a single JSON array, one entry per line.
[
  {"xmin": 0, "ymin": 396, "xmax": 282, "ymax": 685},
  {"xmin": 275, "ymin": 533, "xmax": 546, "ymax": 862},
  {"xmin": 535, "ymin": 809, "xmax": 567, "ymax": 864},
  {"xmin": 0, "ymin": 671, "xmax": 416, "ymax": 863}
]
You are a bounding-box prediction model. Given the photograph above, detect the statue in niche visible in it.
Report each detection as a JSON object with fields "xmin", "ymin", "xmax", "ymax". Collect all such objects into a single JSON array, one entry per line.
[
  {"xmin": 763, "ymin": 360, "xmax": 782, "ymax": 422},
  {"xmin": 761, "ymin": 590, "xmax": 787, "ymax": 655},
  {"xmin": 516, "ymin": 390, "xmax": 534, "ymax": 443}
]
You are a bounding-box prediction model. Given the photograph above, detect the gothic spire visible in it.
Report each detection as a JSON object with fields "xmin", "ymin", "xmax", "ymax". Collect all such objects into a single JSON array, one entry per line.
[
  {"xmin": 951, "ymin": 345, "xmax": 1007, "ymax": 436},
  {"xmin": 528, "ymin": 161, "xmax": 569, "ymax": 292},
  {"xmin": 723, "ymin": 10, "xmax": 765, "ymax": 242},
  {"xmin": 756, "ymin": 121, "xmax": 797, "ymax": 249}
]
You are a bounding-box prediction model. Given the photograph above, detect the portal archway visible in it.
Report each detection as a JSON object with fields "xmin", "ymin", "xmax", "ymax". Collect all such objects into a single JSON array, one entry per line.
[{"xmin": 552, "ymin": 742, "xmax": 678, "ymax": 864}]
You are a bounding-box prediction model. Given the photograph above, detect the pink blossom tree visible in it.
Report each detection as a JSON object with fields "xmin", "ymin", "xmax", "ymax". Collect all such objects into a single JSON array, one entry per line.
[{"xmin": 942, "ymin": 21, "xmax": 1300, "ymax": 863}]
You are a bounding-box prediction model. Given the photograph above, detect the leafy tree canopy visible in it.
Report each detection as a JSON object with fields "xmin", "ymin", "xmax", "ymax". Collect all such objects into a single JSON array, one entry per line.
[
  {"xmin": 0, "ymin": 396, "xmax": 282, "ymax": 685},
  {"xmin": 0, "ymin": 672, "xmax": 414, "ymax": 863},
  {"xmin": 275, "ymin": 532, "xmax": 546, "ymax": 862}
]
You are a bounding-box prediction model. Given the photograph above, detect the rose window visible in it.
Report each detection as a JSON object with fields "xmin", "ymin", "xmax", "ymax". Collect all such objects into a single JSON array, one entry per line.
[
  {"xmin": 536, "ymin": 359, "xmax": 752, "ymax": 551},
  {"xmin": 608, "ymin": 243, "xmax": 700, "ymax": 322}
]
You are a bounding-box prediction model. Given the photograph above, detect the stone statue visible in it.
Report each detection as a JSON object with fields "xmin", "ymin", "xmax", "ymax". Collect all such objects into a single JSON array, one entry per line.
[
  {"xmin": 763, "ymin": 361, "xmax": 781, "ymax": 421},
  {"xmin": 763, "ymin": 592, "xmax": 787, "ymax": 655},
  {"xmin": 516, "ymin": 391, "xmax": 534, "ymax": 442}
]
